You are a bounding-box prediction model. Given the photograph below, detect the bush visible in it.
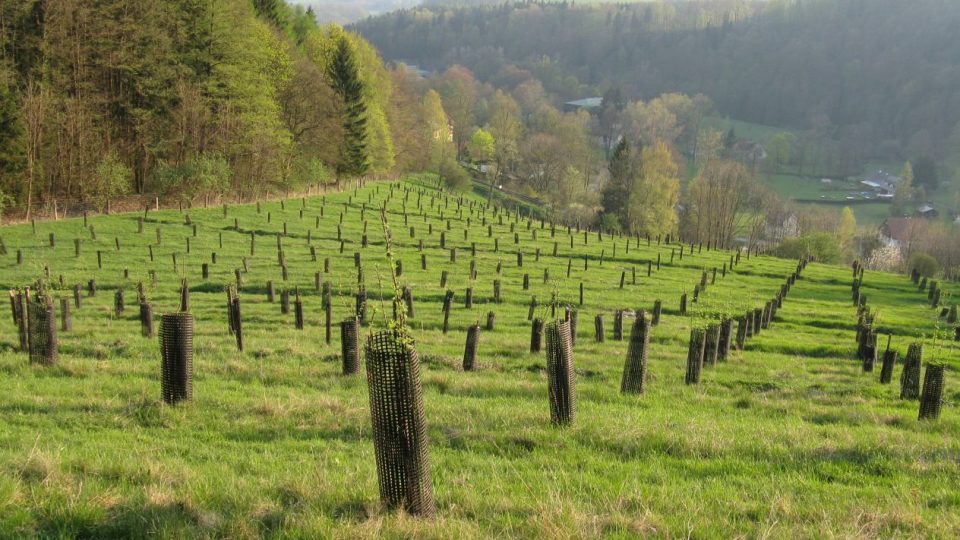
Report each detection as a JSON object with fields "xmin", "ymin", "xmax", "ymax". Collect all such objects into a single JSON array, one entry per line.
[
  {"xmin": 907, "ymin": 251, "xmax": 939, "ymax": 277},
  {"xmin": 774, "ymin": 233, "xmax": 841, "ymax": 264},
  {"xmin": 599, "ymin": 212, "xmax": 621, "ymax": 234},
  {"xmin": 290, "ymin": 157, "xmax": 332, "ymax": 189},
  {"xmin": 150, "ymin": 153, "xmax": 231, "ymax": 199},
  {"xmin": 92, "ymin": 151, "xmax": 132, "ymax": 212},
  {"xmin": 558, "ymin": 203, "xmax": 600, "ymax": 230},
  {"xmin": 440, "ymin": 159, "xmax": 470, "ymax": 192}
]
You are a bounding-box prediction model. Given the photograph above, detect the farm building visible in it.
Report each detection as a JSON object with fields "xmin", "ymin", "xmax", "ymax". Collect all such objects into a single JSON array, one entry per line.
[
  {"xmin": 563, "ymin": 97, "xmax": 603, "ymax": 113},
  {"xmin": 860, "ymin": 170, "xmax": 898, "ymax": 195},
  {"xmin": 916, "ymin": 204, "xmax": 938, "ymax": 219},
  {"xmin": 730, "ymin": 140, "xmax": 766, "ymax": 169}
]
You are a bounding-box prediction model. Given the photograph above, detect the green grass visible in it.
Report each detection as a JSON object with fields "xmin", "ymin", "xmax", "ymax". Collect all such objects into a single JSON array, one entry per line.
[
  {"xmin": 702, "ymin": 116, "xmax": 784, "ymax": 144},
  {"xmin": 0, "ymin": 175, "xmax": 958, "ymax": 538}
]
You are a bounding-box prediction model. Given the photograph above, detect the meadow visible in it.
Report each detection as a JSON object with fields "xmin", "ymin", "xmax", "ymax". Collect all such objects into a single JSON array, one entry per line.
[{"xmin": 0, "ymin": 176, "xmax": 957, "ymax": 538}]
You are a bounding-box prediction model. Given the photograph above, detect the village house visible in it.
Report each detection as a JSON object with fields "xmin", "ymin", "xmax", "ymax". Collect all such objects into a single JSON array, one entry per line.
[
  {"xmin": 563, "ymin": 97, "xmax": 603, "ymax": 113},
  {"xmin": 860, "ymin": 170, "xmax": 898, "ymax": 197},
  {"xmin": 730, "ymin": 139, "xmax": 766, "ymax": 170},
  {"xmin": 916, "ymin": 204, "xmax": 938, "ymax": 219}
]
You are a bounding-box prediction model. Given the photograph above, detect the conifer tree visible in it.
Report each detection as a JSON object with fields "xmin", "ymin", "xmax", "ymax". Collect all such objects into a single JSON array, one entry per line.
[
  {"xmin": 327, "ymin": 36, "xmax": 370, "ymax": 179},
  {"xmin": 601, "ymin": 138, "xmax": 637, "ymax": 231},
  {"xmin": 252, "ymin": 0, "xmax": 288, "ymax": 29}
]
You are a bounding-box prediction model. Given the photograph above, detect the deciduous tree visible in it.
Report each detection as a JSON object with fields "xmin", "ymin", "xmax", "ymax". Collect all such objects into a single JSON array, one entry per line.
[
  {"xmin": 892, "ymin": 162, "xmax": 914, "ymax": 216},
  {"xmin": 628, "ymin": 141, "xmax": 679, "ymax": 237}
]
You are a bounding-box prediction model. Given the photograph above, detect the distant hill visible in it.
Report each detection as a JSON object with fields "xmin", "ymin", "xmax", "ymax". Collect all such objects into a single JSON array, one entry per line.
[
  {"xmin": 354, "ymin": 0, "xmax": 960, "ymax": 165},
  {"xmin": 295, "ymin": 0, "xmax": 421, "ymax": 24}
]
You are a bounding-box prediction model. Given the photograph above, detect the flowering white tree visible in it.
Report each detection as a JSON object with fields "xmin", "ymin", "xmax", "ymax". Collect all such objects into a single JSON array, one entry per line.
[{"xmin": 865, "ymin": 243, "xmax": 903, "ymax": 272}]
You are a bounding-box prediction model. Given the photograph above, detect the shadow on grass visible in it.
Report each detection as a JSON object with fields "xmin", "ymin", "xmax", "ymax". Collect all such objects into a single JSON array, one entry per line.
[
  {"xmin": 36, "ymin": 500, "xmax": 209, "ymax": 539},
  {"xmin": 747, "ymin": 341, "xmax": 849, "ymax": 358}
]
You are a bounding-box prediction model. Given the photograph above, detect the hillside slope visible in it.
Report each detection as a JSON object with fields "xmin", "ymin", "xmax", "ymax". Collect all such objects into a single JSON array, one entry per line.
[
  {"xmin": 0, "ymin": 176, "xmax": 956, "ymax": 537},
  {"xmin": 354, "ymin": 0, "xmax": 960, "ymax": 162}
]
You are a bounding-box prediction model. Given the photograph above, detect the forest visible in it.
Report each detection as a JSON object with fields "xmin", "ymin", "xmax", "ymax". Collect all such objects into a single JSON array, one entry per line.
[
  {"xmin": 0, "ymin": 0, "xmax": 437, "ymax": 218},
  {"xmin": 354, "ymin": 0, "xmax": 960, "ymax": 174}
]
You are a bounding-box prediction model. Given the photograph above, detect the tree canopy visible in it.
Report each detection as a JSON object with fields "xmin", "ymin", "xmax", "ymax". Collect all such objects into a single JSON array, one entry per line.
[{"xmin": 0, "ymin": 0, "xmax": 406, "ymax": 214}]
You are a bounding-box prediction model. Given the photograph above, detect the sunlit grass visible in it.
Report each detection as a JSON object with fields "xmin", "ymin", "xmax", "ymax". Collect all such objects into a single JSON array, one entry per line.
[{"xmin": 0, "ymin": 176, "xmax": 957, "ymax": 538}]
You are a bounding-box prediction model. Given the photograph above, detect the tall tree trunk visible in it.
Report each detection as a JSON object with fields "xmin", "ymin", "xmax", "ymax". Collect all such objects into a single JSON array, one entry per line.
[{"xmin": 23, "ymin": 81, "xmax": 46, "ymax": 220}]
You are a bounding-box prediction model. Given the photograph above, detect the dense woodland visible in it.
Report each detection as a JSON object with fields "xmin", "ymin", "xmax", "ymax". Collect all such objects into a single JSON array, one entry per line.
[
  {"xmin": 0, "ymin": 0, "xmax": 446, "ymax": 218},
  {"xmin": 355, "ymin": 0, "xmax": 960, "ymax": 176}
]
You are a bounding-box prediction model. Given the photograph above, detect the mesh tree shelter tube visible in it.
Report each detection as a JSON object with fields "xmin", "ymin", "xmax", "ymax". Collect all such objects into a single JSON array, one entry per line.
[
  {"xmin": 861, "ymin": 329, "xmax": 877, "ymax": 372},
  {"xmin": 114, "ymin": 288, "xmax": 125, "ymax": 317},
  {"xmin": 140, "ymin": 302, "xmax": 155, "ymax": 338},
  {"xmin": 735, "ymin": 316, "xmax": 747, "ymax": 350},
  {"xmin": 463, "ymin": 325, "xmax": 480, "ymax": 371},
  {"xmin": 294, "ymin": 292, "xmax": 304, "ymax": 330},
  {"xmin": 179, "ymin": 280, "xmax": 189, "ymax": 312},
  {"xmin": 620, "ymin": 310, "xmax": 651, "ymax": 394},
  {"xmin": 718, "ymin": 318, "xmax": 733, "ymax": 360},
  {"xmin": 228, "ymin": 289, "xmax": 243, "ymax": 352},
  {"xmin": 701, "ymin": 324, "xmax": 718, "ymax": 366},
  {"xmin": 60, "ymin": 298, "xmax": 71, "ymax": 332},
  {"xmin": 613, "ymin": 310, "xmax": 624, "ymax": 341},
  {"xmin": 11, "ymin": 290, "xmax": 27, "ymax": 352},
  {"xmin": 28, "ymin": 293, "xmax": 58, "ymax": 365},
  {"xmin": 566, "ymin": 307, "xmax": 578, "ymax": 347},
  {"xmin": 364, "ymin": 331, "xmax": 435, "ymax": 517},
  {"xmin": 918, "ymin": 364, "xmax": 945, "ymax": 420},
  {"xmin": 545, "ymin": 320, "xmax": 576, "ymax": 426},
  {"xmin": 402, "ymin": 285, "xmax": 415, "ymax": 318},
  {"xmin": 900, "ymin": 343, "xmax": 922, "ymax": 399},
  {"xmin": 159, "ymin": 313, "xmax": 193, "ymax": 405},
  {"xmin": 530, "ymin": 318, "xmax": 544, "ymax": 353},
  {"xmin": 685, "ymin": 328, "xmax": 706, "ymax": 385},
  {"xmin": 879, "ymin": 348, "xmax": 898, "ymax": 384},
  {"xmin": 594, "ymin": 314, "xmax": 605, "ymax": 343},
  {"xmin": 341, "ymin": 318, "xmax": 360, "ymax": 375}
]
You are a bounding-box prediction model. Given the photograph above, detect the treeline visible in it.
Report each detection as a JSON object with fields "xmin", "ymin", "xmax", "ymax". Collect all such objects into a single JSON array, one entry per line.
[
  {"xmin": 355, "ymin": 0, "xmax": 960, "ymax": 174},
  {"xmin": 0, "ymin": 0, "xmax": 445, "ymax": 218}
]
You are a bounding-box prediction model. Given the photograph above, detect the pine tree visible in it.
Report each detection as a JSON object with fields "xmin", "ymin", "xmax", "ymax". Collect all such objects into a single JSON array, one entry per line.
[
  {"xmin": 252, "ymin": 0, "xmax": 288, "ymax": 29},
  {"xmin": 722, "ymin": 128, "xmax": 736, "ymax": 150},
  {"xmin": 327, "ymin": 36, "xmax": 369, "ymax": 179},
  {"xmin": 601, "ymin": 138, "xmax": 637, "ymax": 230}
]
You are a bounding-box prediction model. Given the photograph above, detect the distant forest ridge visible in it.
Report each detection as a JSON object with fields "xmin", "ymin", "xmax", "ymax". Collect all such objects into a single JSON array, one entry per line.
[
  {"xmin": 353, "ymin": 0, "xmax": 960, "ymax": 164},
  {"xmin": 295, "ymin": 1, "xmax": 421, "ymax": 24}
]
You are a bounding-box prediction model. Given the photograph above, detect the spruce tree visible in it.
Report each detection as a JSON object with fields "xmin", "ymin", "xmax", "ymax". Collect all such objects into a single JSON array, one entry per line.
[
  {"xmin": 327, "ymin": 36, "xmax": 370, "ymax": 179},
  {"xmin": 252, "ymin": 0, "xmax": 287, "ymax": 29},
  {"xmin": 601, "ymin": 138, "xmax": 638, "ymax": 231}
]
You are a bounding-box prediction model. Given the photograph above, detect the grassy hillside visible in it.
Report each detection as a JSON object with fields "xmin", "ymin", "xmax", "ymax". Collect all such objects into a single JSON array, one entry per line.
[{"xmin": 0, "ymin": 176, "xmax": 957, "ymax": 537}]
